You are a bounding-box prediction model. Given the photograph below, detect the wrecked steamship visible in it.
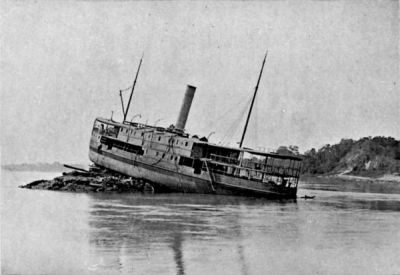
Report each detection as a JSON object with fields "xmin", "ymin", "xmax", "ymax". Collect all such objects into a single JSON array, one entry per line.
[{"xmin": 89, "ymin": 54, "xmax": 302, "ymax": 198}]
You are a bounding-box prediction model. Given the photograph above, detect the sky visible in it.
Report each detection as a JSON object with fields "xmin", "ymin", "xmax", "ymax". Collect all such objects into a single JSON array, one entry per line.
[{"xmin": 1, "ymin": 0, "xmax": 399, "ymax": 165}]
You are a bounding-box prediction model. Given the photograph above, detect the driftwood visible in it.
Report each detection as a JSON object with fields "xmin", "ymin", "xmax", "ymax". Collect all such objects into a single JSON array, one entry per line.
[
  {"xmin": 19, "ymin": 166, "xmax": 154, "ymax": 193},
  {"xmin": 63, "ymin": 164, "xmax": 90, "ymax": 173}
]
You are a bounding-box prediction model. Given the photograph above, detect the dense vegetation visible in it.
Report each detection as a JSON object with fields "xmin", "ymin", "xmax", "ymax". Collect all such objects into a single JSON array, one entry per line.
[{"xmin": 277, "ymin": 137, "xmax": 400, "ymax": 177}]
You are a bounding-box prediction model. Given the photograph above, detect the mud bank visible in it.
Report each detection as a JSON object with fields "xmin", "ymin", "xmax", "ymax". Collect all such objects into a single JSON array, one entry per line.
[{"xmin": 19, "ymin": 168, "xmax": 154, "ymax": 193}]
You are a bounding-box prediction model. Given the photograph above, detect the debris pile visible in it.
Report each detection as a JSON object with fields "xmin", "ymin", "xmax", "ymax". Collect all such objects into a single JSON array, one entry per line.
[{"xmin": 19, "ymin": 166, "xmax": 154, "ymax": 193}]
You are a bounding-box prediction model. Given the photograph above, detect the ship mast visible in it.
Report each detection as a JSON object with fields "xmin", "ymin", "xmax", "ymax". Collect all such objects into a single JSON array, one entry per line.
[
  {"xmin": 119, "ymin": 90, "xmax": 125, "ymax": 117},
  {"xmin": 123, "ymin": 54, "xmax": 144, "ymax": 122},
  {"xmin": 239, "ymin": 51, "xmax": 268, "ymax": 148}
]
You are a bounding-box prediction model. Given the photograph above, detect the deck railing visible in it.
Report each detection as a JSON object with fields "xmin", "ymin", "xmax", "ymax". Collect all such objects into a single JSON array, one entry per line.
[
  {"xmin": 208, "ymin": 154, "xmax": 300, "ymax": 178},
  {"xmin": 204, "ymin": 163, "xmax": 298, "ymax": 188},
  {"xmin": 210, "ymin": 154, "xmax": 240, "ymax": 165}
]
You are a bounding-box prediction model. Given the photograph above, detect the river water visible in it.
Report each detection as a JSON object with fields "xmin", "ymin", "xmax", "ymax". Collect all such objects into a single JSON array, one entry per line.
[{"xmin": 1, "ymin": 170, "xmax": 400, "ymax": 275}]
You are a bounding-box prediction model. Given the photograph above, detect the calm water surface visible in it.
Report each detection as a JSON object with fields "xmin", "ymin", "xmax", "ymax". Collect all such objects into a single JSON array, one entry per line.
[{"xmin": 1, "ymin": 170, "xmax": 400, "ymax": 275}]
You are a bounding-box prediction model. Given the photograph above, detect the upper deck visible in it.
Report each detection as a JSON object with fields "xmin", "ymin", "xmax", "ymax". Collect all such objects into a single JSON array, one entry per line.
[{"xmin": 91, "ymin": 117, "xmax": 302, "ymax": 181}]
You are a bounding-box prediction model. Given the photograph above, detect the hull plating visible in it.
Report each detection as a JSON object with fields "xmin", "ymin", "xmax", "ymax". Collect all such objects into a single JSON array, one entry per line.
[{"xmin": 89, "ymin": 148, "xmax": 297, "ymax": 198}]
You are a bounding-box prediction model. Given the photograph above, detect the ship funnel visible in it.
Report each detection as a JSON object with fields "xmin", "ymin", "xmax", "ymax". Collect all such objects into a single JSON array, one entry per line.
[{"xmin": 175, "ymin": 85, "xmax": 196, "ymax": 132}]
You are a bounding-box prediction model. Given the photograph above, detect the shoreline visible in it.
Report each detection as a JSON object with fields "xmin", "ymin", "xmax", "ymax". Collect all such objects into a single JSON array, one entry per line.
[{"xmin": 301, "ymin": 173, "xmax": 400, "ymax": 183}]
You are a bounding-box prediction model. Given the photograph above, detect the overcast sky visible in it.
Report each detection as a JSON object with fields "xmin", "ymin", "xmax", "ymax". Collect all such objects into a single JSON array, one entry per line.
[{"xmin": 1, "ymin": 0, "xmax": 399, "ymax": 165}]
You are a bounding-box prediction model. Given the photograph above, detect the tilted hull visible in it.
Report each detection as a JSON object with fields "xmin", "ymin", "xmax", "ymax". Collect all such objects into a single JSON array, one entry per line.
[
  {"xmin": 89, "ymin": 146, "xmax": 213, "ymax": 194},
  {"xmin": 89, "ymin": 146, "xmax": 297, "ymax": 199}
]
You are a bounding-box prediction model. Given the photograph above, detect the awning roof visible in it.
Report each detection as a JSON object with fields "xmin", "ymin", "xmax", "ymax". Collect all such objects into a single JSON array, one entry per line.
[{"xmin": 194, "ymin": 142, "xmax": 302, "ymax": 161}]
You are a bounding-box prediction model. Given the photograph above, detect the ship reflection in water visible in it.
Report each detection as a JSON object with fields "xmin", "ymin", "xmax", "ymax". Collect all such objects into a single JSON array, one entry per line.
[
  {"xmin": 86, "ymin": 194, "xmax": 293, "ymax": 275},
  {"xmin": 2, "ymin": 171, "xmax": 400, "ymax": 275},
  {"xmin": 85, "ymin": 191, "xmax": 400, "ymax": 275}
]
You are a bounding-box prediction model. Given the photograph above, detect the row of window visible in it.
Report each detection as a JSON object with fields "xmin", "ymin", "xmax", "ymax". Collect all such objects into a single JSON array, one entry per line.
[
  {"xmin": 120, "ymin": 127, "xmax": 145, "ymax": 137},
  {"xmin": 119, "ymin": 128, "xmax": 191, "ymax": 147},
  {"xmin": 153, "ymin": 151, "xmax": 180, "ymax": 161},
  {"xmin": 100, "ymin": 136, "xmax": 189, "ymax": 162},
  {"xmin": 100, "ymin": 136, "xmax": 144, "ymax": 155},
  {"xmin": 99, "ymin": 135, "xmax": 204, "ymax": 174}
]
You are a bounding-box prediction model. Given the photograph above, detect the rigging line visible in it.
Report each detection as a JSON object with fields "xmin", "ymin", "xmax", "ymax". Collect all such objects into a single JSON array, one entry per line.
[
  {"xmin": 168, "ymin": 136, "xmax": 184, "ymax": 191},
  {"xmin": 196, "ymin": 92, "xmax": 253, "ymax": 134},
  {"xmin": 221, "ymin": 114, "xmax": 244, "ymax": 145},
  {"xmin": 147, "ymin": 133, "xmax": 176, "ymax": 166},
  {"xmin": 219, "ymin": 97, "xmax": 252, "ymax": 142},
  {"xmin": 213, "ymin": 93, "xmax": 252, "ymax": 122},
  {"xmin": 227, "ymin": 97, "xmax": 254, "ymax": 145},
  {"xmin": 220, "ymin": 97, "xmax": 252, "ymax": 145},
  {"xmin": 220, "ymin": 113, "xmax": 241, "ymax": 144},
  {"xmin": 222, "ymin": 115, "xmax": 245, "ymax": 146},
  {"xmin": 165, "ymin": 135, "xmax": 184, "ymax": 191},
  {"xmin": 221, "ymin": 119, "xmax": 244, "ymax": 145},
  {"xmin": 168, "ymin": 135, "xmax": 182, "ymax": 186}
]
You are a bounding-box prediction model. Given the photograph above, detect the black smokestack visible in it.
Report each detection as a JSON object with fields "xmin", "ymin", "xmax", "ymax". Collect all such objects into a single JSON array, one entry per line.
[{"xmin": 175, "ymin": 85, "xmax": 196, "ymax": 132}]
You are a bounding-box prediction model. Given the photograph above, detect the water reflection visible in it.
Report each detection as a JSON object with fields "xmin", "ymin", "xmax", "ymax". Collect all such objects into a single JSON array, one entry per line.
[
  {"xmin": 86, "ymin": 194, "xmax": 297, "ymax": 274},
  {"xmin": 86, "ymin": 190, "xmax": 400, "ymax": 274},
  {"xmin": 3, "ymin": 171, "xmax": 400, "ymax": 275},
  {"xmin": 171, "ymin": 233, "xmax": 184, "ymax": 275}
]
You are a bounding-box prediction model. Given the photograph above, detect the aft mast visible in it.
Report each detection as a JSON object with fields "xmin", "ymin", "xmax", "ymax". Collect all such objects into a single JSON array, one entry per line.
[
  {"xmin": 123, "ymin": 54, "xmax": 144, "ymax": 122},
  {"xmin": 239, "ymin": 51, "xmax": 268, "ymax": 148}
]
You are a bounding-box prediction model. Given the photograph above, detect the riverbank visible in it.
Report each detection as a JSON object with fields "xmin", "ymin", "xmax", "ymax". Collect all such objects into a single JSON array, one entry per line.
[
  {"xmin": 302, "ymin": 172, "xmax": 400, "ymax": 183},
  {"xmin": 300, "ymin": 173, "xmax": 400, "ymax": 194}
]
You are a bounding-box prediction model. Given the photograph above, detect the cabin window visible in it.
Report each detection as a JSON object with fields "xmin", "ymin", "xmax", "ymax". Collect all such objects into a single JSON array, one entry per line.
[
  {"xmin": 158, "ymin": 136, "xmax": 161, "ymax": 141},
  {"xmin": 156, "ymin": 152, "xmax": 159, "ymax": 156},
  {"xmin": 175, "ymin": 156, "xmax": 178, "ymax": 161},
  {"xmin": 100, "ymin": 136, "xmax": 144, "ymax": 155},
  {"xmin": 162, "ymin": 153, "xmax": 165, "ymax": 158},
  {"xmin": 170, "ymin": 155, "xmax": 174, "ymax": 160},
  {"xmin": 185, "ymin": 142, "xmax": 188, "ymax": 147},
  {"xmin": 141, "ymin": 132, "xmax": 144, "ymax": 136},
  {"xmin": 179, "ymin": 156, "xmax": 194, "ymax": 167}
]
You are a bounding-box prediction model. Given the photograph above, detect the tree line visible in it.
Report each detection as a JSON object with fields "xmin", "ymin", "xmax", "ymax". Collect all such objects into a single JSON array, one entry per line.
[{"xmin": 276, "ymin": 136, "xmax": 400, "ymax": 176}]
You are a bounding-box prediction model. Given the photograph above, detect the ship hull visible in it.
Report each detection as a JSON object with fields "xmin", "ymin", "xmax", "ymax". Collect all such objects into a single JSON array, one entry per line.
[{"xmin": 89, "ymin": 147, "xmax": 297, "ymax": 199}]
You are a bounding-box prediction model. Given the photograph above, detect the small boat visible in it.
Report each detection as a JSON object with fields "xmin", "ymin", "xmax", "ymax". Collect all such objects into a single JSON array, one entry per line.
[
  {"xmin": 300, "ymin": 195, "xmax": 315, "ymax": 199},
  {"xmin": 88, "ymin": 53, "xmax": 302, "ymax": 198}
]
